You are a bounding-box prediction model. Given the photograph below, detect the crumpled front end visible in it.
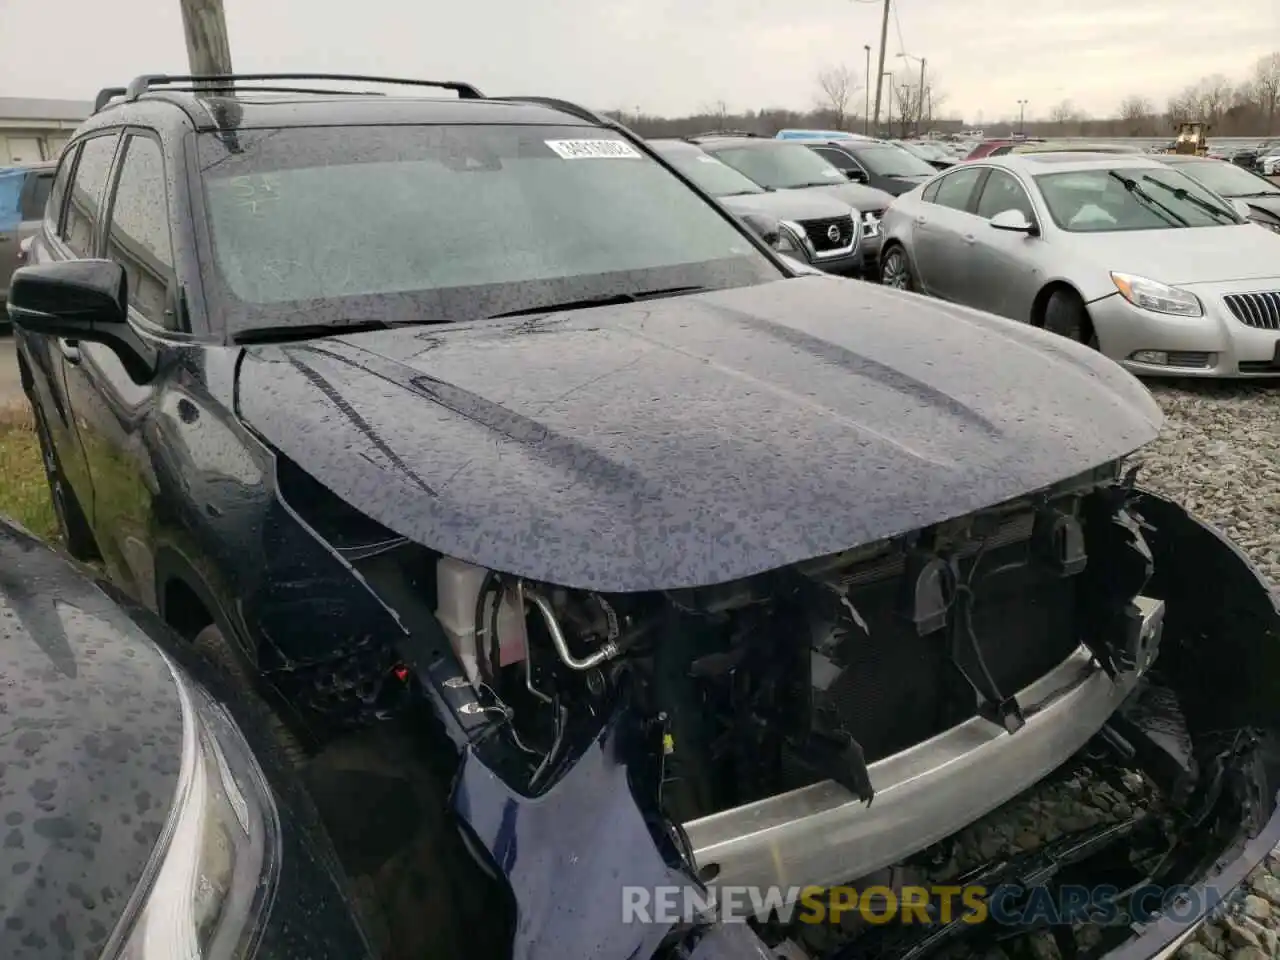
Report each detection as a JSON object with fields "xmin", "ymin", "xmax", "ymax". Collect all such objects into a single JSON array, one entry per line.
[{"xmin": 434, "ymin": 487, "xmax": 1280, "ymax": 960}]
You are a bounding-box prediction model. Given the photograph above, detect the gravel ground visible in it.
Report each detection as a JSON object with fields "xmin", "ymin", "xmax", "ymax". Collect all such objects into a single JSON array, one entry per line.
[{"xmin": 1133, "ymin": 381, "xmax": 1280, "ymax": 589}]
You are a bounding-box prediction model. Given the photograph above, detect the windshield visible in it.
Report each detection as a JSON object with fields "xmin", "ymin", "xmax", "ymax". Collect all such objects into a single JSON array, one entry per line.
[
  {"xmin": 708, "ymin": 143, "xmax": 847, "ymax": 190},
  {"xmin": 197, "ymin": 125, "xmax": 780, "ymax": 335},
  {"xmin": 1173, "ymin": 161, "xmax": 1279, "ymax": 197},
  {"xmin": 1034, "ymin": 167, "xmax": 1244, "ymax": 233},
  {"xmin": 897, "ymin": 141, "xmax": 943, "ymax": 160},
  {"xmin": 658, "ymin": 149, "xmax": 766, "ymax": 196},
  {"xmin": 854, "ymin": 144, "xmax": 938, "ymax": 177}
]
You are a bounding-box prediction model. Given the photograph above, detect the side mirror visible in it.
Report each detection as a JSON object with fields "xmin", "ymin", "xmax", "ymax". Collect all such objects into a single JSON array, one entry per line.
[
  {"xmin": 989, "ymin": 208, "xmax": 1038, "ymax": 235},
  {"xmin": 7, "ymin": 260, "xmax": 156, "ymax": 381},
  {"xmin": 1229, "ymin": 198, "xmax": 1252, "ymax": 220},
  {"xmin": 8, "ymin": 260, "xmax": 128, "ymax": 334},
  {"xmin": 845, "ymin": 168, "xmax": 868, "ymax": 182}
]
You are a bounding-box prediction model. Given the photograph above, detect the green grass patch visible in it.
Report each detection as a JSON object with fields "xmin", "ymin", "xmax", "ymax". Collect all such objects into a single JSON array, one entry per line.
[{"xmin": 0, "ymin": 402, "xmax": 57, "ymax": 542}]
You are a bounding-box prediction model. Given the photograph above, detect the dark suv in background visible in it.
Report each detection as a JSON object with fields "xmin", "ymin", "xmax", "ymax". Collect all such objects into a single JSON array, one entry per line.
[{"xmin": 795, "ymin": 137, "xmax": 940, "ymax": 196}]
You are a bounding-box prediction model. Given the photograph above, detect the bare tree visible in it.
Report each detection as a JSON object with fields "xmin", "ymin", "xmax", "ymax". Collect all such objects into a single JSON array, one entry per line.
[
  {"xmin": 1199, "ymin": 74, "xmax": 1235, "ymax": 122},
  {"xmin": 889, "ymin": 66, "xmax": 944, "ymax": 136},
  {"xmin": 1253, "ymin": 52, "xmax": 1280, "ymax": 134},
  {"xmin": 815, "ymin": 66, "xmax": 860, "ymax": 128},
  {"xmin": 1117, "ymin": 95, "xmax": 1155, "ymax": 135}
]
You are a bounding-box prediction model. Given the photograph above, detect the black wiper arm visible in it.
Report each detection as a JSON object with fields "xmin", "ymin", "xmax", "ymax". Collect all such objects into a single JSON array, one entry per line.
[
  {"xmin": 233, "ymin": 319, "xmax": 395, "ymax": 345},
  {"xmin": 487, "ymin": 286, "xmax": 707, "ymax": 320},
  {"xmin": 1143, "ymin": 176, "xmax": 1238, "ymax": 223},
  {"xmin": 1107, "ymin": 172, "xmax": 1188, "ymax": 226}
]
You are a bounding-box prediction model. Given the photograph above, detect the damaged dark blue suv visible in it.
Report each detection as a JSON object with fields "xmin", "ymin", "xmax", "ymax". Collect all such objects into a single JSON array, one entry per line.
[{"xmin": 7, "ymin": 73, "xmax": 1280, "ymax": 960}]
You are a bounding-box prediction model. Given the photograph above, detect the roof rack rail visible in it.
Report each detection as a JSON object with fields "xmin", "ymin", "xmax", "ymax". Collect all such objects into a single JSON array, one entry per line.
[
  {"xmin": 138, "ymin": 84, "xmax": 390, "ymax": 99},
  {"xmin": 120, "ymin": 73, "xmax": 484, "ymax": 101},
  {"xmin": 93, "ymin": 87, "xmax": 128, "ymax": 112},
  {"xmin": 689, "ymin": 130, "xmax": 758, "ymax": 139},
  {"xmin": 490, "ymin": 96, "xmax": 618, "ymax": 127}
]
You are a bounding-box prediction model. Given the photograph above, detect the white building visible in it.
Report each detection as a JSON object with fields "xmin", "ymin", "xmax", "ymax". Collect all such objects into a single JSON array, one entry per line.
[{"xmin": 0, "ymin": 97, "xmax": 93, "ymax": 164}]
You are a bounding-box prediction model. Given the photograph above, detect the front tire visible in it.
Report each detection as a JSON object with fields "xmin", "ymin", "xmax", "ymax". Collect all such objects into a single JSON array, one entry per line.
[
  {"xmin": 191, "ymin": 622, "xmax": 310, "ymax": 767},
  {"xmin": 1043, "ymin": 289, "xmax": 1099, "ymax": 349},
  {"xmin": 880, "ymin": 244, "xmax": 914, "ymax": 290}
]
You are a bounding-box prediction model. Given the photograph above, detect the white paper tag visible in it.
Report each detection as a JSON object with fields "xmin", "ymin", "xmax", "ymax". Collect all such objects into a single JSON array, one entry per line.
[{"xmin": 544, "ymin": 139, "xmax": 642, "ymax": 160}]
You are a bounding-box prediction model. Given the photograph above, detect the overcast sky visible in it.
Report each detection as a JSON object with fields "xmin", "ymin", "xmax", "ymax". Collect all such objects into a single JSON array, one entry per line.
[{"xmin": 1, "ymin": 0, "xmax": 1275, "ymax": 121}]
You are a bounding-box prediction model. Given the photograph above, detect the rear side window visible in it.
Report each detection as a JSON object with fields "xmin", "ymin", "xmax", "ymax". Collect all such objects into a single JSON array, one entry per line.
[
  {"xmin": 20, "ymin": 172, "xmax": 54, "ymax": 221},
  {"xmin": 931, "ymin": 167, "xmax": 985, "ymax": 212},
  {"xmin": 44, "ymin": 145, "xmax": 78, "ymax": 233},
  {"xmin": 63, "ymin": 133, "xmax": 120, "ymax": 256},
  {"xmin": 105, "ymin": 135, "xmax": 177, "ymax": 328}
]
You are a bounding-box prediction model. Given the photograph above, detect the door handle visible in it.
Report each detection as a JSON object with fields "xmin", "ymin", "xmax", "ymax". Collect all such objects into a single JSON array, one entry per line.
[
  {"xmin": 58, "ymin": 338, "xmax": 81, "ymax": 363},
  {"xmin": 963, "ymin": 234, "xmax": 977, "ymax": 244},
  {"xmin": 915, "ymin": 215, "xmax": 928, "ymax": 225}
]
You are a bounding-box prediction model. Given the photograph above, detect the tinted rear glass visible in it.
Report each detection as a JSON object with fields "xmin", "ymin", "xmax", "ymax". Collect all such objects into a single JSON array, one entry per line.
[{"xmin": 23, "ymin": 172, "xmax": 54, "ymax": 220}]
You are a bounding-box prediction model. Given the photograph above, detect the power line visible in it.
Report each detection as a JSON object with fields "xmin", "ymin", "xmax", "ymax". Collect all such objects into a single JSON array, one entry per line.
[{"xmin": 891, "ymin": 0, "xmax": 907, "ymax": 58}]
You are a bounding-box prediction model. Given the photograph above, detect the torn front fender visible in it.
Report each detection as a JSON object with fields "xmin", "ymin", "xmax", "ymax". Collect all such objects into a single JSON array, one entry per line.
[
  {"xmin": 451, "ymin": 700, "xmax": 731, "ymax": 960},
  {"xmin": 1102, "ymin": 489, "xmax": 1280, "ymax": 960}
]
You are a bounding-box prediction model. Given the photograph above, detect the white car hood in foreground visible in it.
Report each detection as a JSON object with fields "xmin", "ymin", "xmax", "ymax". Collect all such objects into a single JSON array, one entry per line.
[{"xmin": 1066, "ymin": 224, "xmax": 1280, "ymax": 287}]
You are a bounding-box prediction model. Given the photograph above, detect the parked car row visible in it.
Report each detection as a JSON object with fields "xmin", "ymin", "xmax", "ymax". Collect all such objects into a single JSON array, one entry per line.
[
  {"xmin": 5, "ymin": 74, "xmax": 1280, "ymax": 960},
  {"xmin": 876, "ymin": 151, "xmax": 1280, "ymax": 377}
]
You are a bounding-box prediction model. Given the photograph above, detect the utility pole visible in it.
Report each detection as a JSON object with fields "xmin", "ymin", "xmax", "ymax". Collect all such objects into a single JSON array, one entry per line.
[
  {"xmin": 871, "ymin": 0, "xmax": 891, "ymax": 133},
  {"xmin": 884, "ymin": 71, "xmax": 895, "ymax": 134},
  {"xmin": 179, "ymin": 0, "xmax": 233, "ymax": 77},
  {"xmin": 863, "ymin": 45, "xmax": 871, "ymax": 136},
  {"xmin": 916, "ymin": 56, "xmax": 926, "ymax": 136}
]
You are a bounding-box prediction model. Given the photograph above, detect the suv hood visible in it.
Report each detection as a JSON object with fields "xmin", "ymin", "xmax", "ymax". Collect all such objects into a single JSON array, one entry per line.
[
  {"xmin": 1072, "ymin": 224, "xmax": 1280, "ymax": 285},
  {"xmin": 793, "ymin": 181, "xmax": 896, "ymax": 212},
  {"xmin": 720, "ymin": 188, "xmax": 857, "ymax": 222},
  {"xmin": 236, "ymin": 280, "xmax": 1160, "ymax": 592}
]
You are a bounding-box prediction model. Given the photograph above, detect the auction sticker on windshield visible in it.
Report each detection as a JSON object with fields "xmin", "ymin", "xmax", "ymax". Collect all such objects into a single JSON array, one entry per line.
[{"xmin": 545, "ymin": 139, "xmax": 643, "ymax": 159}]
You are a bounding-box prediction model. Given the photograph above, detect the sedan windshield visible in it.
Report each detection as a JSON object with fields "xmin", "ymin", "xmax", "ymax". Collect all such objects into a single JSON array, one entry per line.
[
  {"xmin": 656, "ymin": 149, "xmax": 766, "ymax": 197},
  {"xmin": 1170, "ymin": 160, "xmax": 1280, "ymax": 197},
  {"xmin": 196, "ymin": 125, "xmax": 780, "ymax": 335},
  {"xmin": 854, "ymin": 144, "xmax": 939, "ymax": 178},
  {"xmin": 1034, "ymin": 167, "xmax": 1244, "ymax": 233},
  {"xmin": 708, "ymin": 143, "xmax": 848, "ymax": 190}
]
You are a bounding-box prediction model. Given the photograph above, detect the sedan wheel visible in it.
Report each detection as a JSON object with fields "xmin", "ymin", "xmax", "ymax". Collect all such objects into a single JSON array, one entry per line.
[{"xmin": 880, "ymin": 247, "xmax": 913, "ymax": 290}]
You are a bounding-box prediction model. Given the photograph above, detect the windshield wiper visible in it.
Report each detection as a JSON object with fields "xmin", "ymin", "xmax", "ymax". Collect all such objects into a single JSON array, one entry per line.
[
  {"xmin": 1142, "ymin": 177, "xmax": 1239, "ymax": 224},
  {"xmin": 233, "ymin": 319, "xmax": 397, "ymax": 345},
  {"xmin": 1107, "ymin": 172, "xmax": 1188, "ymax": 227},
  {"xmin": 486, "ymin": 286, "xmax": 708, "ymax": 319}
]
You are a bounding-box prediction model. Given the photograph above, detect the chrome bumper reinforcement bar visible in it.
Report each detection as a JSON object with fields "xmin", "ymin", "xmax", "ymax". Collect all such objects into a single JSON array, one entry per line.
[{"xmin": 684, "ymin": 598, "xmax": 1164, "ymax": 907}]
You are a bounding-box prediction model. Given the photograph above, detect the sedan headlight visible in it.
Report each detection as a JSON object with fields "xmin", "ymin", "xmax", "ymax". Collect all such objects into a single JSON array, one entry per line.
[
  {"xmin": 1110, "ymin": 272, "xmax": 1203, "ymax": 318},
  {"xmin": 109, "ymin": 652, "xmax": 281, "ymax": 959}
]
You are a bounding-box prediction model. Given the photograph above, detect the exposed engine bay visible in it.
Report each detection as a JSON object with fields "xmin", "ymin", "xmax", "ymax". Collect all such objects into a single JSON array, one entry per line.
[{"xmin": 429, "ymin": 467, "xmax": 1163, "ymax": 866}]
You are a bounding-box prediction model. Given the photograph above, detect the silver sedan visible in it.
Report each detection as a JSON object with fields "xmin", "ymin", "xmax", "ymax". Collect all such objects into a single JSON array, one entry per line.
[{"xmin": 878, "ymin": 153, "xmax": 1280, "ymax": 377}]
